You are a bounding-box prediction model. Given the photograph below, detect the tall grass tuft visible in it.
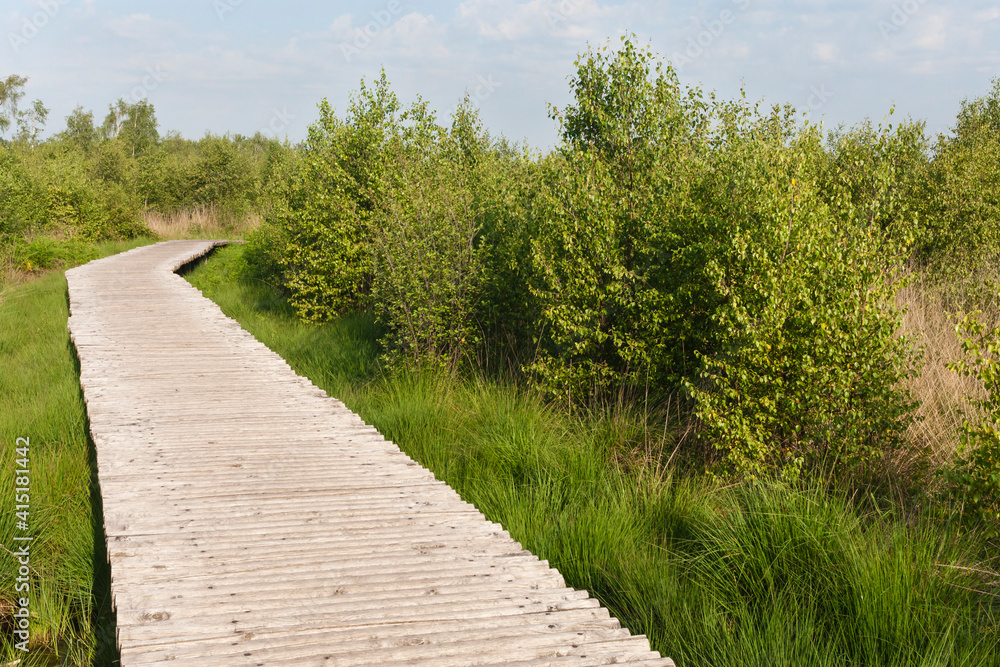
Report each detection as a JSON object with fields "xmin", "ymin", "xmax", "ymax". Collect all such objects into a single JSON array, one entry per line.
[{"xmin": 899, "ymin": 277, "xmax": 988, "ymax": 465}]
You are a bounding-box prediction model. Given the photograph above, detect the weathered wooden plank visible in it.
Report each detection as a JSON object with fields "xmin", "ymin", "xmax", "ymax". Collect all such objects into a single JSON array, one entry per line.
[
  {"xmin": 120, "ymin": 608, "xmax": 618, "ymax": 653},
  {"xmin": 66, "ymin": 240, "xmax": 676, "ymax": 666},
  {"xmin": 125, "ymin": 620, "xmax": 628, "ymax": 664}
]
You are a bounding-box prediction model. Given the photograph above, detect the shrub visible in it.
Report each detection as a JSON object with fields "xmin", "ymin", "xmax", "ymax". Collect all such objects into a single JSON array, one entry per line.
[
  {"xmin": 188, "ymin": 135, "xmax": 257, "ymax": 217},
  {"xmin": 0, "ymin": 147, "xmax": 47, "ymax": 241},
  {"xmin": 679, "ymin": 110, "xmax": 917, "ymax": 479},
  {"xmin": 85, "ymin": 180, "xmax": 146, "ymax": 241},
  {"xmin": 270, "ymin": 101, "xmax": 372, "ymax": 321},
  {"xmin": 918, "ymin": 77, "xmax": 1000, "ymax": 299},
  {"xmin": 1, "ymin": 144, "xmax": 146, "ymax": 248},
  {"xmin": 372, "ymin": 137, "xmax": 483, "ymax": 371},
  {"xmin": 250, "ymin": 73, "xmax": 403, "ymax": 321},
  {"xmin": 470, "ymin": 139, "xmax": 541, "ymax": 368},
  {"xmin": 528, "ymin": 38, "xmax": 917, "ymax": 479},
  {"xmin": 528, "ymin": 38, "xmax": 706, "ymax": 403},
  {"xmin": 948, "ymin": 312, "xmax": 1000, "ymax": 533}
]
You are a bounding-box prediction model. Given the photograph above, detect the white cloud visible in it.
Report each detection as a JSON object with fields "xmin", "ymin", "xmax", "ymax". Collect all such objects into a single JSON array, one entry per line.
[
  {"xmin": 911, "ymin": 11, "xmax": 948, "ymax": 50},
  {"xmin": 72, "ymin": 0, "xmax": 97, "ymax": 20},
  {"xmin": 104, "ymin": 13, "xmax": 160, "ymax": 40},
  {"xmin": 382, "ymin": 13, "xmax": 451, "ymax": 59},
  {"xmin": 814, "ymin": 41, "xmax": 837, "ymax": 62},
  {"xmin": 974, "ymin": 8, "xmax": 1000, "ymax": 22},
  {"xmin": 454, "ymin": 0, "xmax": 608, "ymax": 42},
  {"xmin": 328, "ymin": 14, "xmax": 353, "ymax": 41}
]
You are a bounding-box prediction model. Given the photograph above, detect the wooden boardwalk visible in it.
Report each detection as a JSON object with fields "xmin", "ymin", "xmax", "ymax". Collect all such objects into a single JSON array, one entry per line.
[{"xmin": 66, "ymin": 240, "xmax": 675, "ymax": 666}]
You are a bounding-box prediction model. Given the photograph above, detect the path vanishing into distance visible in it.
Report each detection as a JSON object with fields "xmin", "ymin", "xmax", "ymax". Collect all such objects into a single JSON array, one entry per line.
[{"xmin": 66, "ymin": 240, "xmax": 675, "ymax": 666}]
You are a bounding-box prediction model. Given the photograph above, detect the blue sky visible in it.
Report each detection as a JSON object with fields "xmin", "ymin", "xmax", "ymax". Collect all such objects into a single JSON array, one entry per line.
[{"xmin": 2, "ymin": 0, "xmax": 998, "ymax": 148}]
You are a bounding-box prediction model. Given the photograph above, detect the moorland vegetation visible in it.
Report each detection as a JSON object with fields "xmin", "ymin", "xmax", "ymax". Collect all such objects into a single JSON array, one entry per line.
[{"xmin": 3, "ymin": 39, "xmax": 1000, "ymax": 665}]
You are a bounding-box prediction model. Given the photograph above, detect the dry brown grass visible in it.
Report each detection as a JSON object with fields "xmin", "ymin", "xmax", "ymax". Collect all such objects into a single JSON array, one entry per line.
[
  {"xmin": 0, "ymin": 259, "xmax": 23, "ymax": 291},
  {"xmin": 898, "ymin": 276, "xmax": 989, "ymax": 467},
  {"xmin": 143, "ymin": 205, "xmax": 262, "ymax": 240}
]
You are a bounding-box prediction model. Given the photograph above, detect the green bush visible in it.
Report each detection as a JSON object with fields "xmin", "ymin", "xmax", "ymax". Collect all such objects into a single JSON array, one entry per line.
[
  {"xmin": 1, "ymin": 142, "xmax": 146, "ymax": 252},
  {"xmin": 527, "ymin": 38, "xmax": 917, "ymax": 479},
  {"xmin": 819, "ymin": 115, "xmax": 930, "ymax": 238},
  {"xmin": 272, "ymin": 104, "xmax": 372, "ymax": 321},
  {"xmin": 249, "ymin": 75, "xmax": 404, "ymax": 321},
  {"xmin": 528, "ymin": 39, "xmax": 705, "ymax": 402},
  {"xmin": 469, "ymin": 139, "xmax": 541, "ymax": 368},
  {"xmin": 87, "ymin": 180, "xmax": 147, "ymax": 241},
  {"xmin": 918, "ymin": 77, "xmax": 1000, "ymax": 298},
  {"xmin": 91, "ymin": 137, "xmax": 134, "ymax": 185},
  {"xmin": 683, "ymin": 112, "xmax": 918, "ymax": 479},
  {"xmin": 949, "ymin": 312, "xmax": 1000, "ymax": 533},
  {"xmin": 371, "ymin": 116, "xmax": 482, "ymax": 370},
  {"xmin": 136, "ymin": 136, "xmax": 197, "ymax": 212},
  {"xmin": 188, "ymin": 135, "xmax": 257, "ymax": 216},
  {"xmin": 370, "ymin": 97, "xmax": 544, "ymax": 372},
  {"xmin": 12, "ymin": 237, "xmax": 105, "ymax": 271},
  {"xmin": 0, "ymin": 147, "xmax": 47, "ymax": 241}
]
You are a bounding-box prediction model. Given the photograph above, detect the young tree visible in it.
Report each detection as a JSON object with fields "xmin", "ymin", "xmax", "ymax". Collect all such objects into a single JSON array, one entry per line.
[
  {"xmin": 0, "ymin": 74, "xmax": 28, "ymax": 137},
  {"xmin": 101, "ymin": 98, "xmax": 127, "ymax": 139},
  {"xmin": 102, "ymin": 98, "xmax": 159, "ymax": 156},
  {"xmin": 15, "ymin": 98, "xmax": 49, "ymax": 145},
  {"xmin": 0, "ymin": 75, "xmax": 50, "ymax": 145},
  {"xmin": 531, "ymin": 38, "xmax": 917, "ymax": 479},
  {"xmin": 919, "ymin": 77, "xmax": 1000, "ymax": 283},
  {"xmin": 59, "ymin": 105, "xmax": 99, "ymax": 152},
  {"xmin": 120, "ymin": 99, "xmax": 159, "ymax": 156}
]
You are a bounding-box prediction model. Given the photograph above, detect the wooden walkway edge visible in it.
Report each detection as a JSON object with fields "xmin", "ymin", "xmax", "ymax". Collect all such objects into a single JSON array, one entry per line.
[{"xmin": 66, "ymin": 240, "xmax": 676, "ymax": 666}]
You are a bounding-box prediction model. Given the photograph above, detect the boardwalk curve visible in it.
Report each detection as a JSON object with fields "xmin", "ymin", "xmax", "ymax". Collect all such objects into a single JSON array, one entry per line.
[{"xmin": 67, "ymin": 240, "xmax": 675, "ymax": 666}]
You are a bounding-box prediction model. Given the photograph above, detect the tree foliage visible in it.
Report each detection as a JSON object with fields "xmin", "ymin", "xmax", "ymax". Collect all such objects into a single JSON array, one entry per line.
[
  {"xmin": 949, "ymin": 313, "xmax": 1000, "ymax": 534},
  {"xmin": 0, "ymin": 74, "xmax": 28, "ymax": 137},
  {"xmin": 919, "ymin": 78, "xmax": 1000, "ymax": 290},
  {"xmin": 521, "ymin": 39, "xmax": 920, "ymax": 478},
  {"xmin": 238, "ymin": 42, "xmax": 936, "ymax": 480},
  {"xmin": 1, "ymin": 76, "xmax": 283, "ymax": 272}
]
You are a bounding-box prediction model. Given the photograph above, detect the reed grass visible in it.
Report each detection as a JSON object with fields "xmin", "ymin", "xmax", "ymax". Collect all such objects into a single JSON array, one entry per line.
[{"xmin": 143, "ymin": 206, "xmax": 261, "ymax": 241}]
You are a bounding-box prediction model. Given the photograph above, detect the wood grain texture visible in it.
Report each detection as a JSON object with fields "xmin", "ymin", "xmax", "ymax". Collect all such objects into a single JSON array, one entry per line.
[{"xmin": 67, "ymin": 240, "xmax": 676, "ymax": 666}]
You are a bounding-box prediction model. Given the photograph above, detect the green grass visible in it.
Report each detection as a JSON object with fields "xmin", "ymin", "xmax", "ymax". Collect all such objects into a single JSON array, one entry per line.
[
  {"xmin": 186, "ymin": 244, "xmax": 1000, "ymax": 666},
  {"xmin": 1, "ymin": 238, "xmax": 154, "ymax": 666}
]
